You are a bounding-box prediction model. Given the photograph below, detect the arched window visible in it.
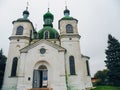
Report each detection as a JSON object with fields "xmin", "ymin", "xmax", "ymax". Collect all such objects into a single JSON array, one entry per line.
[
  {"xmin": 11, "ymin": 57, "xmax": 18, "ymax": 76},
  {"xmin": 86, "ymin": 60, "xmax": 90, "ymax": 76},
  {"xmin": 44, "ymin": 31, "xmax": 49, "ymax": 39},
  {"xmin": 30, "ymin": 30, "xmax": 32, "ymax": 40},
  {"xmin": 16, "ymin": 26, "xmax": 24, "ymax": 35},
  {"xmin": 69, "ymin": 56, "xmax": 76, "ymax": 75},
  {"xmin": 39, "ymin": 65, "xmax": 47, "ymax": 70},
  {"xmin": 66, "ymin": 24, "xmax": 73, "ymax": 33},
  {"xmin": 55, "ymin": 32, "xmax": 59, "ymax": 39}
]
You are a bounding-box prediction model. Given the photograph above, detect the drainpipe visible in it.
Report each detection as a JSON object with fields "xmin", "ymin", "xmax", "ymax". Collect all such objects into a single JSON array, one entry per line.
[{"xmin": 64, "ymin": 50, "xmax": 70, "ymax": 90}]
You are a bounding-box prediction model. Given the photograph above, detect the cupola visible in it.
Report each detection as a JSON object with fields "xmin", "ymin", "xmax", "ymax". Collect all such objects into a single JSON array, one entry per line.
[
  {"xmin": 23, "ymin": 10, "xmax": 29, "ymax": 19},
  {"xmin": 64, "ymin": 6, "xmax": 70, "ymax": 17},
  {"xmin": 43, "ymin": 8, "xmax": 54, "ymax": 27},
  {"xmin": 38, "ymin": 9, "xmax": 59, "ymax": 39},
  {"xmin": 59, "ymin": 6, "xmax": 78, "ymax": 22},
  {"xmin": 12, "ymin": 6, "xmax": 31, "ymax": 23}
]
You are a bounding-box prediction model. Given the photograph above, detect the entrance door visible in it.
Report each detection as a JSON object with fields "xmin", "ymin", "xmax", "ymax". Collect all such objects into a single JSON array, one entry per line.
[
  {"xmin": 33, "ymin": 65, "xmax": 48, "ymax": 88},
  {"xmin": 33, "ymin": 70, "xmax": 40, "ymax": 88},
  {"xmin": 39, "ymin": 70, "xmax": 43, "ymax": 88}
]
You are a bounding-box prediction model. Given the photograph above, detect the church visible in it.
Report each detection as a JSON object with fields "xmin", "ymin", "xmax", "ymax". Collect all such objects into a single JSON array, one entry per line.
[{"xmin": 2, "ymin": 5, "xmax": 92, "ymax": 90}]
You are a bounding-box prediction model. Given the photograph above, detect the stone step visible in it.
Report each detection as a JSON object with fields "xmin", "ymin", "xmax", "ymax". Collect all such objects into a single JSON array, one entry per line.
[{"xmin": 28, "ymin": 88, "xmax": 52, "ymax": 90}]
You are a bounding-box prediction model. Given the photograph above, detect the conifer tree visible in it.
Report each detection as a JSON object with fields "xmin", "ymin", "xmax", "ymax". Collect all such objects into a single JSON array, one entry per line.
[
  {"xmin": 0, "ymin": 49, "xmax": 7, "ymax": 88},
  {"xmin": 105, "ymin": 34, "xmax": 120, "ymax": 86}
]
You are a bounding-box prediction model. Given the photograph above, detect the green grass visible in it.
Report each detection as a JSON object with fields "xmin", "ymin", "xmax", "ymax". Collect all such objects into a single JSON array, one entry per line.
[{"xmin": 91, "ymin": 86, "xmax": 120, "ymax": 90}]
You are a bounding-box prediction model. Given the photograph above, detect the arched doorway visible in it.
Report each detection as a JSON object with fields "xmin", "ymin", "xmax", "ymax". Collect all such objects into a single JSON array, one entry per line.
[{"xmin": 33, "ymin": 65, "xmax": 48, "ymax": 88}]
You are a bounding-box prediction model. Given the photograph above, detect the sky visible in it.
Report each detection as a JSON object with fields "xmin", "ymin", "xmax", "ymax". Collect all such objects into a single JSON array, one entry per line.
[{"xmin": 0, "ymin": 0, "xmax": 120, "ymax": 76}]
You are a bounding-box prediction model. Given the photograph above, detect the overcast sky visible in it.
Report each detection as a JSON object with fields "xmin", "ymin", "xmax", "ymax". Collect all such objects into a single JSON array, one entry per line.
[{"xmin": 0, "ymin": 0, "xmax": 120, "ymax": 76}]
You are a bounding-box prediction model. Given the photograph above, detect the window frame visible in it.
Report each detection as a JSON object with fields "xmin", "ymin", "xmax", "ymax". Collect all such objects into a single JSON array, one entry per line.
[
  {"xmin": 86, "ymin": 60, "xmax": 90, "ymax": 76},
  {"xmin": 11, "ymin": 57, "xmax": 18, "ymax": 77},
  {"xmin": 66, "ymin": 24, "xmax": 73, "ymax": 33},
  {"xmin": 44, "ymin": 31, "xmax": 49, "ymax": 39},
  {"xmin": 55, "ymin": 32, "xmax": 59, "ymax": 38},
  {"xmin": 16, "ymin": 26, "xmax": 24, "ymax": 35},
  {"xmin": 69, "ymin": 56, "xmax": 76, "ymax": 75}
]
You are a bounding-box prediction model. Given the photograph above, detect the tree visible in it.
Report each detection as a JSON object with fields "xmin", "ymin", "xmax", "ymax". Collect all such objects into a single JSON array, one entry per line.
[
  {"xmin": 94, "ymin": 69, "xmax": 109, "ymax": 85},
  {"xmin": 0, "ymin": 49, "xmax": 7, "ymax": 89},
  {"xmin": 105, "ymin": 34, "xmax": 120, "ymax": 86}
]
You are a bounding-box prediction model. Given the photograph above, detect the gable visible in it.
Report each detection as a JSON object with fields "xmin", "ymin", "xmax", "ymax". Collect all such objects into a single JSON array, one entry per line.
[{"xmin": 20, "ymin": 39, "xmax": 65, "ymax": 53}]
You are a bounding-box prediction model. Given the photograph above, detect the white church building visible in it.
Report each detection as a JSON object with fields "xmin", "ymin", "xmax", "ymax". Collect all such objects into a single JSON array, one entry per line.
[{"xmin": 2, "ymin": 6, "xmax": 92, "ymax": 90}]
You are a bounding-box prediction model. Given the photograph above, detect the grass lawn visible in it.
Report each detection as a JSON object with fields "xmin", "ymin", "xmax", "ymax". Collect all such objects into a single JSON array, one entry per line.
[{"xmin": 91, "ymin": 86, "xmax": 120, "ymax": 90}]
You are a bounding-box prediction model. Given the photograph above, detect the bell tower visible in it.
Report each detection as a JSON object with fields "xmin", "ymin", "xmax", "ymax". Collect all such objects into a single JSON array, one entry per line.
[
  {"xmin": 59, "ymin": 6, "xmax": 79, "ymax": 37},
  {"xmin": 59, "ymin": 7, "xmax": 86, "ymax": 90},
  {"xmin": 59, "ymin": 7, "xmax": 81, "ymax": 52},
  {"xmin": 2, "ymin": 7, "xmax": 34, "ymax": 90}
]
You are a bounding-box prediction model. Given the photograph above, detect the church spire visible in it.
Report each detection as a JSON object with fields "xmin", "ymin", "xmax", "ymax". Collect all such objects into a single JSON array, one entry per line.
[
  {"xmin": 43, "ymin": 8, "xmax": 54, "ymax": 27},
  {"xmin": 48, "ymin": 2, "xmax": 50, "ymax": 12},
  {"xmin": 65, "ymin": 1, "xmax": 67, "ymax": 10},
  {"xmin": 64, "ymin": 2, "xmax": 70, "ymax": 17},
  {"xmin": 23, "ymin": 1, "xmax": 30, "ymax": 19},
  {"xmin": 26, "ymin": 1, "xmax": 29, "ymax": 11}
]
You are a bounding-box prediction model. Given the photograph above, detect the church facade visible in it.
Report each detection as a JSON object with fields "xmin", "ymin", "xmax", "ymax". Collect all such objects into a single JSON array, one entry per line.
[{"xmin": 2, "ymin": 6, "xmax": 92, "ymax": 90}]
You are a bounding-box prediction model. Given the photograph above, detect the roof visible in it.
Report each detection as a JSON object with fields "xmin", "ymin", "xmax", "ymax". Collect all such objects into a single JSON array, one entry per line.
[
  {"xmin": 59, "ymin": 16, "xmax": 78, "ymax": 22},
  {"xmin": 38, "ymin": 26, "xmax": 59, "ymax": 39},
  {"xmin": 43, "ymin": 11, "xmax": 54, "ymax": 21},
  {"xmin": 20, "ymin": 39, "xmax": 65, "ymax": 53},
  {"xmin": 81, "ymin": 54, "xmax": 90, "ymax": 59},
  {"xmin": 59, "ymin": 7, "xmax": 78, "ymax": 21},
  {"xmin": 12, "ymin": 18, "xmax": 31, "ymax": 23}
]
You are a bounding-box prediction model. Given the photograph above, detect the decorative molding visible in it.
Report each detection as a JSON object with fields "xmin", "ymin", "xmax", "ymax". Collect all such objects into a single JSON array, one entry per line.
[
  {"xmin": 9, "ymin": 36, "xmax": 30, "ymax": 40},
  {"xmin": 60, "ymin": 34, "xmax": 81, "ymax": 39},
  {"xmin": 20, "ymin": 39, "xmax": 66, "ymax": 53}
]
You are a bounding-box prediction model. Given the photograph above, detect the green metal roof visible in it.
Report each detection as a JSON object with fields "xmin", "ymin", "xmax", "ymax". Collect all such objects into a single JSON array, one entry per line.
[
  {"xmin": 38, "ymin": 26, "xmax": 59, "ymax": 39},
  {"xmin": 61, "ymin": 16, "xmax": 74, "ymax": 20},
  {"xmin": 38, "ymin": 10, "xmax": 59, "ymax": 39},
  {"xmin": 59, "ymin": 8, "xmax": 78, "ymax": 21},
  {"xmin": 43, "ymin": 11, "xmax": 54, "ymax": 21},
  {"xmin": 12, "ymin": 9, "xmax": 30, "ymax": 23}
]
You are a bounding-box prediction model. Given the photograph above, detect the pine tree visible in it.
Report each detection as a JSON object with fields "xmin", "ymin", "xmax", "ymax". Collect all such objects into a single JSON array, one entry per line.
[
  {"xmin": 105, "ymin": 34, "xmax": 120, "ymax": 86},
  {"xmin": 0, "ymin": 49, "xmax": 7, "ymax": 89}
]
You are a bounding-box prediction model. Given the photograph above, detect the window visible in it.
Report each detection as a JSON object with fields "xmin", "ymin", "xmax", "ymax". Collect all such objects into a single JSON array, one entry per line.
[
  {"xmin": 39, "ymin": 65, "xmax": 47, "ymax": 70},
  {"xmin": 44, "ymin": 31, "xmax": 49, "ymax": 39},
  {"xmin": 40, "ymin": 48, "xmax": 46, "ymax": 54},
  {"xmin": 16, "ymin": 26, "xmax": 24, "ymax": 35},
  {"xmin": 69, "ymin": 56, "xmax": 76, "ymax": 75},
  {"xmin": 11, "ymin": 57, "xmax": 18, "ymax": 76},
  {"xmin": 55, "ymin": 32, "xmax": 59, "ymax": 38},
  {"xmin": 30, "ymin": 30, "xmax": 32, "ymax": 40},
  {"xmin": 66, "ymin": 24, "xmax": 73, "ymax": 33},
  {"xmin": 86, "ymin": 60, "xmax": 90, "ymax": 76}
]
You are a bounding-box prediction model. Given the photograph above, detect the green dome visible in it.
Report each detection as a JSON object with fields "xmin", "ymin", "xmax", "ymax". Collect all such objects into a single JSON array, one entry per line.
[
  {"xmin": 38, "ymin": 26, "xmax": 59, "ymax": 39},
  {"xmin": 64, "ymin": 8, "xmax": 70, "ymax": 16},
  {"xmin": 43, "ymin": 9, "xmax": 54, "ymax": 27},
  {"xmin": 59, "ymin": 7, "xmax": 78, "ymax": 22},
  {"xmin": 23, "ymin": 10, "xmax": 29, "ymax": 15},
  {"xmin": 43, "ymin": 11, "xmax": 54, "ymax": 21}
]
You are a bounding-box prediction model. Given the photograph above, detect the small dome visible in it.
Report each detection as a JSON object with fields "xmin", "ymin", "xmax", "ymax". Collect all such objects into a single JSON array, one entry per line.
[
  {"xmin": 38, "ymin": 26, "xmax": 59, "ymax": 39},
  {"xmin": 13, "ymin": 9, "xmax": 31, "ymax": 23},
  {"xmin": 64, "ymin": 8, "xmax": 70, "ymax": 17},
  {"xmin": 59, "ymin": 7, "xmax": 78, "ymax": 21},
  {"xmin": 23, "ymin": 10, "xmax": 29, "ymax": 19},
  {"xmin": 23, "ymin": 10, "xmax": 29, "ymax": 15},
  {"xmin": 64, "ymin": 9, "xmax": 70, "ymax": 15},
  {"xmin": 43, "ymin": 9, "xmax": 54, "ymax": 27},
  {"xmin": 43, "ymin": 11, "xmax": 54, "ymax": 21}
]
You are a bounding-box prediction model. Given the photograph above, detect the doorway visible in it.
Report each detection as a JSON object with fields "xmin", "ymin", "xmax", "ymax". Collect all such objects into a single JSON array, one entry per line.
[{"xmin": 33, "ymin": 65, "xmax": 48, "ymax": 88}]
